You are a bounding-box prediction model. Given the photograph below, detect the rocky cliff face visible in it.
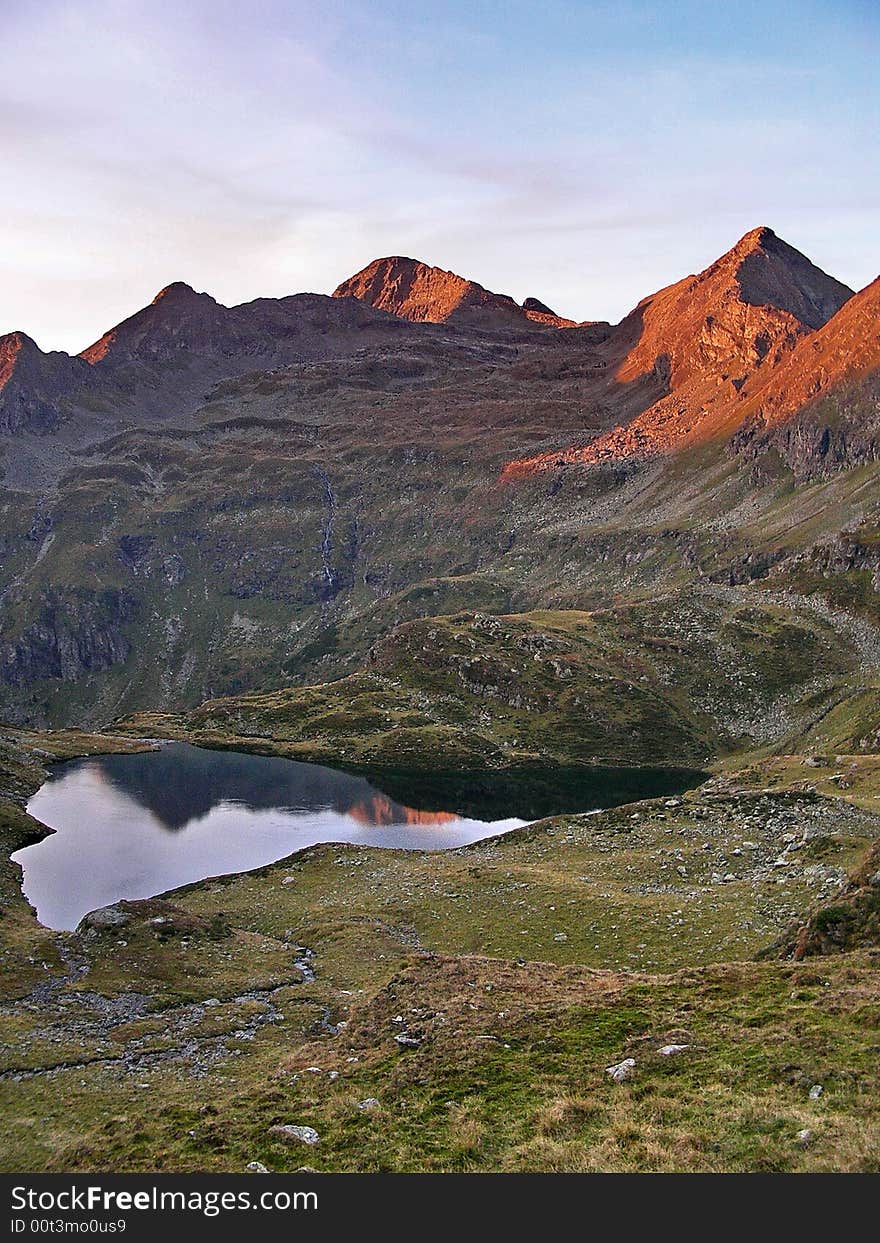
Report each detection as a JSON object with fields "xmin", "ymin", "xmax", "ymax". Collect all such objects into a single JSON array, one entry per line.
[
  {"xmin": 333, "ymin": 256, "xmax": 577, "ymax": 329},
  {"xmin": 0, "ymin": 332, "xmax": 91, "ymax": 433},
  {"xmin": 0, "ymin": 589, "xmax": 137, "ymax": 698},
  {"xmin": 729, "ymin": 276, "xmax": 880, "ymax": 476},
  {"xmin": 503, "ymin": 228, "xmax": 856, "ymax": 475}
]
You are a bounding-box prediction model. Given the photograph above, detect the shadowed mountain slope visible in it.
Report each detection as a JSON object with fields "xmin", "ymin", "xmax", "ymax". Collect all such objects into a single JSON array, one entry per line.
[{"xmin": 0, "ymin": 227, "xmax": 877, "ymax": 727}]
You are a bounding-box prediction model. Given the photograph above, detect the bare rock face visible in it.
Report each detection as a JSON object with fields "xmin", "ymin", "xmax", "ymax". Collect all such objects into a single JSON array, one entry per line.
[
  {"xmin": 730, "ymin": 277, "xmax": 879, "ymax": 474},
  {"xmin": 522, "ymin": 296, "xmax": 557, "ymax": 315},
  {"xmin": 333, "ymin": 256, "xmax": 522, "ymax": 326},
  {"xmin": 614, "ymin": 227, "xmax": 852, "ymax": 393},
  {"xmin": 0, "ymin": 589, "xmax": 137, "ymax": 694},
  {"xmin": 333, "ymin": 256, "xmax": 575, "ymax": 329},
  {"xmin": 0, "ymin": 332, "xmax": 91, "ymax": 433},
  {"xmin": 503, "ymin": 227, "xmax": 857, "ymax": 474}
]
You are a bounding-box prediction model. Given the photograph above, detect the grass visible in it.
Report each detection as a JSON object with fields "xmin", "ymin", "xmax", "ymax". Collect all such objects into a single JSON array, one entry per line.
[
  {"xmin": 1, "ymin": 717, "xmax": 879, "ymax": 1172},
  {"xmin": 117, "ymin": 594, "xmax": 858, "ymax": 773},
  {"xmin": 4, "ymin": 953, "xmax": 876, "ymax": 1173}
]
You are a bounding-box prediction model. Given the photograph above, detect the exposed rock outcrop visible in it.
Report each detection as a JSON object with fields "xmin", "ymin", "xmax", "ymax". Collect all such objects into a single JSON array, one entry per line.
[
  {"xmin": 0, "ymin": 332, "xmax": 91, "ymax": 433},
  {"xmin": 333, "ymin": 256, "xmax": 576, "ymax": 329},
  {"xmin": 0, "ymin": 589, "xmax": 137, "ymax": 693},
  {"xmin": 503, "ymin": 227, "xmax": 856, "ymax": 475}
]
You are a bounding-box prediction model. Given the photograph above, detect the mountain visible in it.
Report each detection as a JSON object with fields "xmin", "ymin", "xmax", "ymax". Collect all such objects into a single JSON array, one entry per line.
[
  {"xmin": 730, "ymin": 275, "xmax": 880, "ymax": 476},
  {"xmin": 0, "ymin": 331, "xmax": 91, "ymax": 434},
  {"xmin": 503, "ymin": 227, "xmax": 856, "ymax": 475},
  {"xmin": 0, "ymin": 225, "xmax": 877, "ymax": 729},
  {"xmin": 0, "ymin": 284, "xmax": 434, "ymax": 456},
  {"xmin": 333, "ymin": 256, "xmax": 578, "ymax": 329},
  {"xmin": 80, "ymin": 282, "xmax": 420, "ymax": 372}
]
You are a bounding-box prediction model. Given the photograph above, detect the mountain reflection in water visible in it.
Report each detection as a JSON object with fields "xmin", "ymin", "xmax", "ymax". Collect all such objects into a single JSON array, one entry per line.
[{"xmin": 15, "ymin": 743, "xmax": 705, "ymax": 930}]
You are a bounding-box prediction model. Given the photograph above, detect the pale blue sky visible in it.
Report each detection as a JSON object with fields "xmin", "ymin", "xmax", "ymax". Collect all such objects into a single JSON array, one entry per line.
[{"xmin": 1, "ymin": 0, "xmax": 877, "ymax": 352}]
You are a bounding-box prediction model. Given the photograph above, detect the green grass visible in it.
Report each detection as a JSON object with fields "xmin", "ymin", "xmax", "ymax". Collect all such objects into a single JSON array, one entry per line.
[{"xmin": 118, "ymin": 595, "xmax": 859, "ymax": 773}]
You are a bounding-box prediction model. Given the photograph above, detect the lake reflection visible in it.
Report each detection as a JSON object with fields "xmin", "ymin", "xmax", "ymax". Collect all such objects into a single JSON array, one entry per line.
[
  {"xmin": 15, "ymin": 744, "xmax": 528, "ymax": 929},
  {"xmin": 15, "ymin": 743, "xmax": 706, "ymax": 931}
]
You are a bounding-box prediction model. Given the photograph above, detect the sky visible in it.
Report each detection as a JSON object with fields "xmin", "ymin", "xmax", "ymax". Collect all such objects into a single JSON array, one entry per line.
[{"xmin": 1, "ymin": 0, "xmax": 877, "ymax": 354}]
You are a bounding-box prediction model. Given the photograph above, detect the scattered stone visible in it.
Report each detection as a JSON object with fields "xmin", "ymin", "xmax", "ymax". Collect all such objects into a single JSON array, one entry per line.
[
  {"xmin": 270, "ymin": 1124, "xmax": 320, "ymax": 1146},
  {"xmin": 809, "ymin": 1084, "xmax": 824, "ymax": 1100},
  {"xmin": 394, "ymin": 1032, "xmax": 423, "ymax": 1048},
  {"xmin": 658, "ymin": 1044, "xmax": 690, "ymax": 1056},
  {"xmin": 796, "ymin": 1129, "xmax": 814, "ymax": 1148},
  {"xmin": 553, "ymin": 932, "xmax": 568, "ymax": 942},
  {"xmin": 606, "ymin": 1057, "xmax": 636, "ymax": 1083},
  {"xmin": 78, "ymin": 905, "xmax": 130, "ymax": 932},
  {"xmin": 357, "ymin": 1098, "xmax": 379, "ymax": 1112},
  {"xmin": 246, "ymin": 1161, "xmax": 269, "ymax": 1173}
]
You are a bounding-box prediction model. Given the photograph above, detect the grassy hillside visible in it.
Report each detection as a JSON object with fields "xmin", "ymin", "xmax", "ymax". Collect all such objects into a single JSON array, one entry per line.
[
  {"xmin": 117, "ymin": 594, "xmax": 861, "ymax": 776},
  {"xmin": 2, "ymin": 724, "xmax": 879, "ymax": 1173}
]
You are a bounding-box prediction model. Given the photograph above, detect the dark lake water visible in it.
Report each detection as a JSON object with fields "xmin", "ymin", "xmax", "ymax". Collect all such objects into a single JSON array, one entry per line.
[{"xmin": 14, "ymin": 742, "xmax": 704, "ymax": 930}]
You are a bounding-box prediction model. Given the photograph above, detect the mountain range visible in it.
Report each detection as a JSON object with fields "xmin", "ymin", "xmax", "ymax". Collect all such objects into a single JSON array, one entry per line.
[{"xmin": 1, "ymin": 226, "xmax": 878, "ymax": 729}]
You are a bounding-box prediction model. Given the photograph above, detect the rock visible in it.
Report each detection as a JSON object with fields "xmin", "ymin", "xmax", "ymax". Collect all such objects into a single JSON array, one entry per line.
[
  {"xmin": 394, "ymin": 1032, "xmax": 423, "ymax": 1048},
  {"xmin": 357, "ymin": 1098, "xmax": 379, "ymax": 1112},
  {"xmin": 808, "ymin": 1084, "xmax": 823, "ymax": 1100},
  {"xmin": 605, "ymin": 1057, "xmax": 636, "ymax": 1083},
  {"xmin": 522, "ymin": 297, "xmax": 557, "ymax": 316},
  {"xmin": 658, "ymin": 1044, "xmax": 690, "ymax": 1057},
  {"xmin": 246, "ymin": 1161, "xmax": 269, "ymax": 1173},
  {"xmin": 270, "ymin": 1124, "xmax": 320, "ymax": 1146},
  {"xmin": 78, "ymin": 905, "xmax": 130, "ymax": 932},
  {"xmin": 796, "ymin": 1129, "xmax": 814, "ymax": 1148},
  {"xmin": 553, "ymin": 932, "xmax": 568, "ymax": 942}
]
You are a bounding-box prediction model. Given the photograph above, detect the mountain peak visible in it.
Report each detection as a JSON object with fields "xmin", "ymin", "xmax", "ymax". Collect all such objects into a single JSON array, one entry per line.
[
  {"xmin": 1, "ymin": 331, "xmax": 44, "ymax": 389},
  {"xmin": 0, "ymin": 331, "xmax": 88, "ymax": 434},
  {"xmin": 82, "ymin": 282, "xmax": 220, "ymax": 364},
  {"xmin": 0, "ymin": 329, "xmax": 38, "ymax": 357},
  {"xmin": 334, "ymin": 256, "xmax": 575, "ymax": 328},
  {"xmin": 522, "ymin": 296, "xmax": 557, "ymax": 316},
  {"xmin": 732, "ymin": 225, "xmax": 777, "ymax": 254},
  {"xmin": 333, "ymin": 256, "xmax": 502, "ymax": 324},
  {"xmin": 714, "ymin": 227, "xmax": 853, "ymax": 329},
  {"xmin": 151, "ymin": 281, "xmax": 210, "ymax": 306},
  {"xmin": 616, "ymin": 226, "xmax": 854, "ymax": 388}
]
